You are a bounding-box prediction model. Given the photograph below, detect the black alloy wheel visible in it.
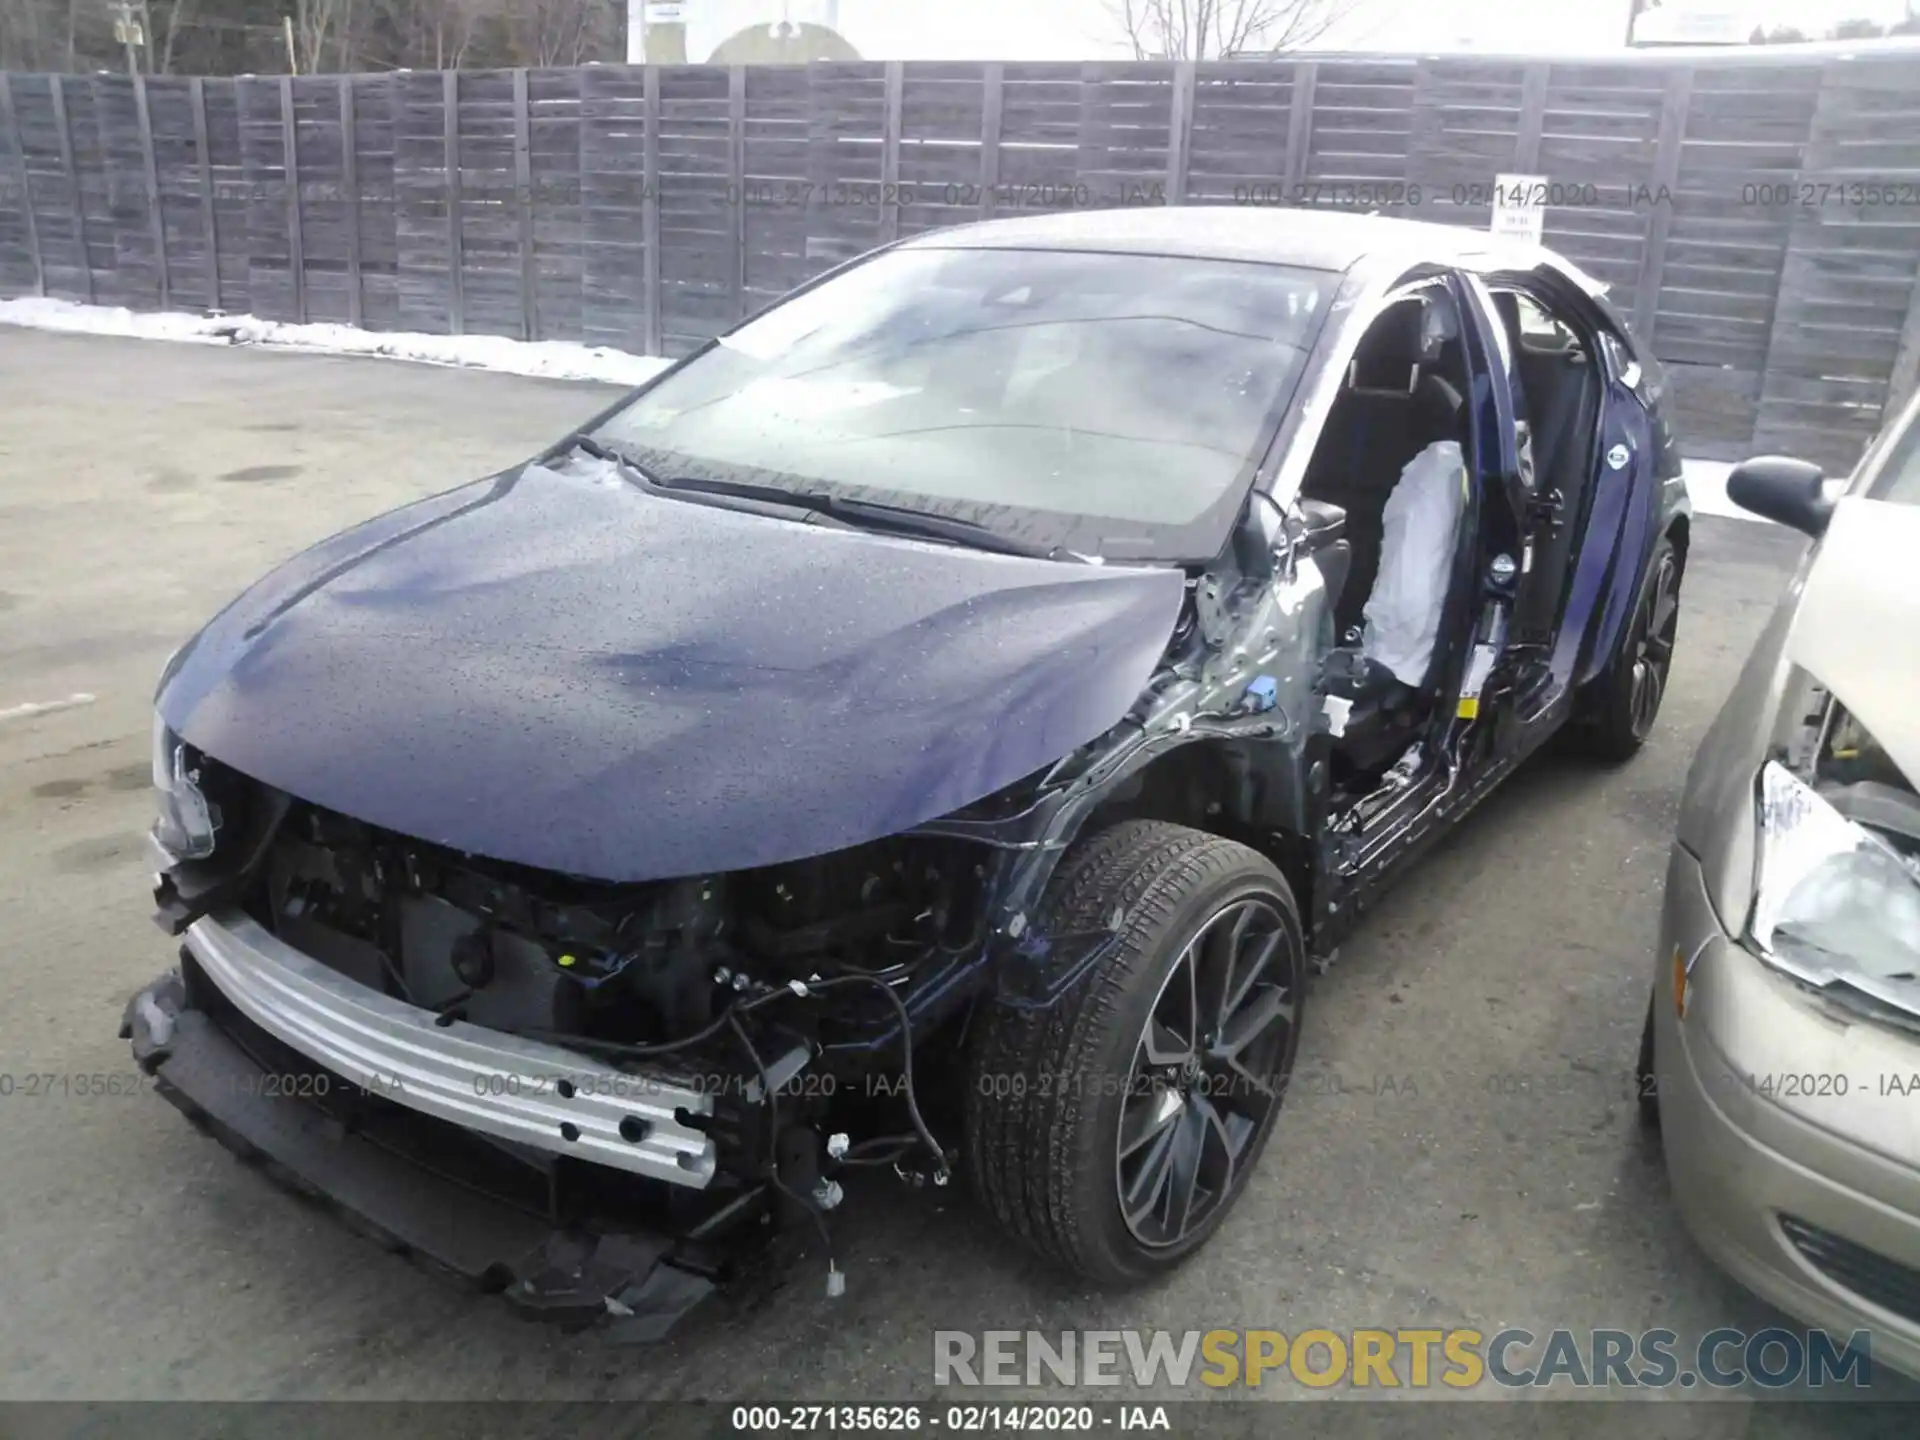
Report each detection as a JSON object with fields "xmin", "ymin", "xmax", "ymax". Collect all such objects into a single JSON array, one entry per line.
[
  {"xmin": 1577, "ymin": 534, "xmax": 1682, "ymax": 761},
  {"xmin": 1629, "ymin": 545, "xmax": 1681, "ymax": 742},
  {"xmin": 965, "ymin": 820, "xmax": 1306, "ymax": 1285},
  {"xmin": 1116, "ymin": 896, "xmax": 1296, "ymax": 1248}
]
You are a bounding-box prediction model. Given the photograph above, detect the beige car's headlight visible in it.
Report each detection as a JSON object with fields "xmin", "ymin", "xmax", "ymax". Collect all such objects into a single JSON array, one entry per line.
[{"xmin": 1751, "ymin": 759, "xmax": 1920, "ymax": 1011}]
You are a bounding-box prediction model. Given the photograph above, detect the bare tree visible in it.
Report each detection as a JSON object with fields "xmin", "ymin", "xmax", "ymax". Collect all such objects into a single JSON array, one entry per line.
[
  {"xmin": 0, "ymin": 0, "xmax": 108, "ymax": 71},
  {"xmin": 154, "ymin": 0, "xmax": 193, "ymax": 72},
  {"xmin": 0, "ymin": 0, "xmax": 48, "ymax": 71},
  {"xmin": 290, "ymin": 0, "xmax": 353, "ymax": 71},
  {"xmin": 1112, "ymin": 0, "xmax": 1358, "ymax": 59},
  {"xmin": 503, "ymin": 0, "xmax": 614, "ymax": 67},
  {"xmin": 380, "ymin": 0, "xmax": 488, "ymax": 69}
]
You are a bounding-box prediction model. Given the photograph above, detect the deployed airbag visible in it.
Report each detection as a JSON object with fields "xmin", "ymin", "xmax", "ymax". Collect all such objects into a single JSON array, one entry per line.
[{"xmin": 1363, "ymin": 440, "xmax": 1467, "ymax": 687}]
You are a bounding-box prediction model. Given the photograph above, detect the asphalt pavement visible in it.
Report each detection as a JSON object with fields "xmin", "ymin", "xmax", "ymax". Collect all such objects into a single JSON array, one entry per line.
[{"xmin": 0, "ymin": 328, "xmax": 1911, "ymax": 1428}]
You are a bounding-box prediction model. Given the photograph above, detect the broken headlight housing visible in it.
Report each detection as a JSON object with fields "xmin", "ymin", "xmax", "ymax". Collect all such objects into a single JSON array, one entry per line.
[
  {"xmin": 150, "ymin": 712, "xmax": 218, "ymax": 863},
  {"xmin": 1750, "ymin": 759, "xmax": 1920, "ymax": 1013}
]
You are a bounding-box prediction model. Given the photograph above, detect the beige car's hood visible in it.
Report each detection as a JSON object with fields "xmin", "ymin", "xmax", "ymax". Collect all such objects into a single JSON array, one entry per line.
[{"xmin": 1786, "ymin": 496, "xmax": 1920, "ymax": 784}]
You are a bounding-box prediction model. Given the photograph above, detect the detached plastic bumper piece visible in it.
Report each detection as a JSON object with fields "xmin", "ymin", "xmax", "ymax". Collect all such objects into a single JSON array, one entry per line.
[{"xmin": 122, "ymin": 965, "xmax": 718, "ymax": 1340}]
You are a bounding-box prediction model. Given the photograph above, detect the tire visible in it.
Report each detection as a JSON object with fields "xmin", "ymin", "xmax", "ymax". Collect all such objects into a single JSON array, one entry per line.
[
  {"xmin": 1576, "ymin": 535, "xmax": 1682, "ymax": 762},
  {"xmin": 1635, "ymin": 992, "xmax": 1660, "ymax": 1129},
  {"xmin": 964, "ymin": 819, "xmax": 1306, "ymax": 1286}
]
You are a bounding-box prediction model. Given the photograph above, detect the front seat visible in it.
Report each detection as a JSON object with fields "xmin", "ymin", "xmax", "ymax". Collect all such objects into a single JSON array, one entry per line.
[
  {"xmin": 1408, "ymin": 296, "xmax": 1468, "ymax": 462},
  {"xmin": 1322, "ymin": 300, "xmax": 1472, "ymax": 770},
  {"xmin": 1364, "ymin": 298, "xmax": 1470, "ymax": 685},
  {"xmin": 1303, "ymin": 301, "xmax": 1425, "ymax": 637}
]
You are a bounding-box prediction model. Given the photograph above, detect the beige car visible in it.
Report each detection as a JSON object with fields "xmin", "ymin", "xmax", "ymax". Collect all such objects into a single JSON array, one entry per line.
[{"xmin": 1643, "ymin": 395, "xmax": 1920, "ymax": 1378}]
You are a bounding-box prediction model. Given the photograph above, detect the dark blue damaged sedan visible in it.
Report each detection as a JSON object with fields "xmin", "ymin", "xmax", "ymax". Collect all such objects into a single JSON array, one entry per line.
[{"xmin": 125, "ymin": 207, "xmax": 1689, "ymax": 1333}]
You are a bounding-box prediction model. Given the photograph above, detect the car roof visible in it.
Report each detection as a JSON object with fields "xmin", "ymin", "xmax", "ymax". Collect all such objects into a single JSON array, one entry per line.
[{"xmin": 900, "ymin": 205, "xmax": 1545, "ymax": 274}]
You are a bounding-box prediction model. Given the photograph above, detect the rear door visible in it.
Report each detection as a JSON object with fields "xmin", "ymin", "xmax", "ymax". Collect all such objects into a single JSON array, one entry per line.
[
  {"xmin": 1550, "ymin": 307, "xmax": 1679, "ymax": 693},
  {"xmin": 1453, "ymin": 274, "xmax": 1585, "ymax": 649},
  {"xmin": 1471, "ymin": 263, "xmax": 1679, "ymax": 705},
  {"xmin": 1481, "ymin": 284, "xmax": 1609, "ymax": 651}
]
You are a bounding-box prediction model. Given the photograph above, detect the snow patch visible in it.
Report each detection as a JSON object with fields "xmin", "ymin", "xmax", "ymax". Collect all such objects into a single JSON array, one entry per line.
[
  {"xmin": 1682, "ymin": 459, "xmax": 1744, "ymax": 522},
  {"xmin": 0, "ymin": 296, "xmax": 672, "ymax": 387}
]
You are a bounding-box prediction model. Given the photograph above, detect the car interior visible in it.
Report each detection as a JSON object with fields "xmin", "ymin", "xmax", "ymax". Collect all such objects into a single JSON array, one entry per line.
[{"xmin": 1300, "ymin": 287, "xmax": 1481, "ymax": 799}]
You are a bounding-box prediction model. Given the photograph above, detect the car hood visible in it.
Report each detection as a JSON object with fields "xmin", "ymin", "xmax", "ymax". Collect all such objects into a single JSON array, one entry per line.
[
  {"xmin": 157, "ymin": 453, "xmax": 1188, "ymax": 882},
  {"xmin": 1787, "ymin": 495, "xmax": 1920, "ymax": 783}
]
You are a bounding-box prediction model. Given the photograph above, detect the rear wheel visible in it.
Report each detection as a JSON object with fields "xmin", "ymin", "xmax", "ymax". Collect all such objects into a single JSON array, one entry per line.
[
  {"xmin": 964, "ymin": 820, "xmax": 1305, "ymax": 1285},
  {"xmin": 1578, "ymin": 535, "xmax": 1681, "ymax": 761}
]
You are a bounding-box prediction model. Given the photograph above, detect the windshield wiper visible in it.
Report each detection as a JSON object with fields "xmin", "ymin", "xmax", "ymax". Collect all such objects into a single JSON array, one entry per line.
[
  {"xmin": 569, "ymin": 434, "xmax": 650, "ymax": 473},
  {"xmin": 646, "ymin": 473, "xmax": 1071, "ymax": 562}
]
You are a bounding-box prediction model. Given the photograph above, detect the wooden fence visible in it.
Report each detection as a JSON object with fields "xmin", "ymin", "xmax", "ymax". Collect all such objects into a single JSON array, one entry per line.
[{"xmin": 3, "ymin": 52, "xmax": 1920, "ymax": 469}]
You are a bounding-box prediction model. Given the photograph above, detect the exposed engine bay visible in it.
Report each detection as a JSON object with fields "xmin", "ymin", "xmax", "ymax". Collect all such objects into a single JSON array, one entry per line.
[
  {"xmin": 244, "ymin": 792, "xmax": 995, "ymax": 1191},
  {"xmin": 136, "ymin": 745, "xmax": 1020, "ymax": 1329},
  {"xmin": 1792, "ymin": 693, "xmax": 1920, "ymax": 856},
  {"xmin": 253, "ymin": 800, "xmax": 988, "ymax": 1053}
]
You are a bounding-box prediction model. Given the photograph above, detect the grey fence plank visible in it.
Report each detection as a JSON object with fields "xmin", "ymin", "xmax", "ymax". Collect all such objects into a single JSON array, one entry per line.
[
  {"xmin": 1631, "ymin": 65, "xmax": 1694, "ymax": 346},
  {"xmin": 190, "ymin": 77, "xmax": 218, "ymax": 311},
  {"xmin": 730, "ymin": 65, "xmax": 747, "ymax": 322},
  {"xmin": 880, "ymin": 60, "xmax": 903, "ymax": 242},
  {"xmin": 239, "ymin": 77, "xmax": 286, "ymax": 319},
  {"xmin": 1166, "ymin": 61, "xmax": 1194, "ymax": 204},
  {"xmin": 512, "ymin": 69, "xmax": 534, "ymax": 340},
  {"xmin": 202, "ymin": 79, "xmax": 248, "ymax": 313},
  {"xmin": 340, "ymin": 76, "xmax": 361, "ymax": 328},
  {"xmin": 1283, "ymin": 61, "xmax": 1317, "ymax": 195},
  {"xmin": 444, "ymin": 69, "xmax": 463, "ymax": 335},
  {"xmin": 979, "ymin": 62, "xmax": 1003, "ymax": 219},
  {"xmin": 279, "ymin": 77, "xmax": 305, "ymax": 324},
  {"xmin": 0, "ymin": 75, "xmax": 44, "ymax": 295},
  {"xmin": 582, "ymin": 65, "xmax": 652, "ymax": 351},
  {"xmin": 1513, "ymin": 62, "xmax": 1548, "ymax": 173},
  {"xmin": 644, "ymin": 65, "xmax": 662, "ymax": 356},
  {"xmin": 133, "ymin": 74, "xmax": 168, "ymax": 309},
  {"xmin": 48, "ymin": 74, "xmax": 92, "ymax": 303}
]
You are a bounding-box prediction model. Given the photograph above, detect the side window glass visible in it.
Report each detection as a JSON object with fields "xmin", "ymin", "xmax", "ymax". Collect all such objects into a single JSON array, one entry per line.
[
  {"xmin": 1505, "ymin": 291, "xmax": 1580, "ymax": 355},
  {"xmin": 1598, "ymin": 330, "xmax": 1642, "ymax": 390}
]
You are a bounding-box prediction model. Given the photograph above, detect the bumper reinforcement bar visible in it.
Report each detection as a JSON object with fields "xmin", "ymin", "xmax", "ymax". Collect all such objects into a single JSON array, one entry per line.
[{"xmin": 177, "ymin": 908, "xmax": 716, "ymax": 1186}]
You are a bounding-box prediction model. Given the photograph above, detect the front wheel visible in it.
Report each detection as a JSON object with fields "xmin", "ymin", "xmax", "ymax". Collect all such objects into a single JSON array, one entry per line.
[{"xmin": 964, "ymin": 820, "xmax": 1306, "ymax": 1285}]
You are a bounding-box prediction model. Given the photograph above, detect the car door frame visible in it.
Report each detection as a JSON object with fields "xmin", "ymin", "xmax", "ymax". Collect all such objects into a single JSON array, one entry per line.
[
  {"xmin": 1474, "ymin": 260, "xmax": 1683, "ymax": 699},
  {"xmin": 1465, "ymin": 275, "xmax": 1600, "ymax": 651},
  {"xmin": 1258, "ymin": 260, "xmax": 1554, "ymax": 950}
]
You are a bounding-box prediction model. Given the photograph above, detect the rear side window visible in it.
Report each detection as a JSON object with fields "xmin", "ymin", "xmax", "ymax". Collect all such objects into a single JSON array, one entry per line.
[
  {"xmin": 1508, "ymin": 292, "xmax": 1580, "ymax": 352},
  {"xmin": 1595, "ymin": 329, "xmax": 1683, "ymax": 482},
  {"xmin": 1598, "ymin": 331, "xmax": 1646, "ymax": 395}
]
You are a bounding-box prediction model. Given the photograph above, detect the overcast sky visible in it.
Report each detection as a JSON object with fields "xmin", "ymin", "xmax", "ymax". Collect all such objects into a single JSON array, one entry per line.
[{"xmin": 673, "ymin": 0, "xmax": 1917, "ymax": 59}]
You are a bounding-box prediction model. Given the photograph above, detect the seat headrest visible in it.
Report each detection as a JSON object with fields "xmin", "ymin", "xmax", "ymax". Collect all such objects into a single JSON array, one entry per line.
[
  {"xmin": 1419, "ymin": 297, "xmax": 1460, "ymax": 364},
  {"xmin": 1493, "ymin": 290, "xmax": 1522, "ymax": 339},
  {"xmin": 1349, "ymin": 299, "xmax": 1424, "ymax": 393}
]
